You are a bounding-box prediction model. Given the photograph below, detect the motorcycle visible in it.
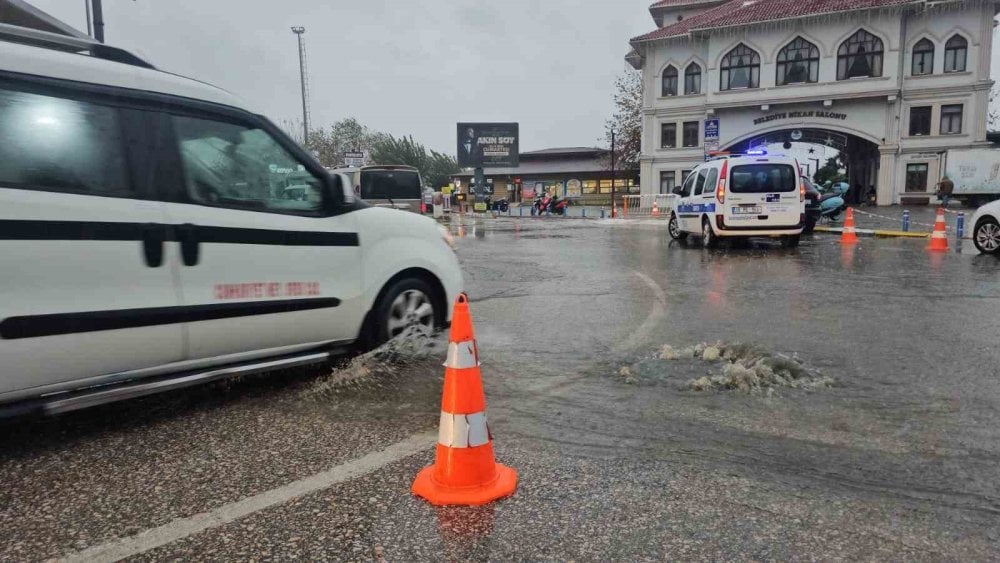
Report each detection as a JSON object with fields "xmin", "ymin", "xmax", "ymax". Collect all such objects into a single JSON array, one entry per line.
[
  {"xmin": 492, "ymin": 198, "xmax": 510, "ymax": 213},
  {"xmin": 533, "ymin": 194, "xmax": 552, "ymax": 216},
  {"xmin": 818, "ymin": 189, "xmax": 846, "ymax": 222},
  {"xmin": 547, "ymin": 195, "xmax": 569, "ymax": 216}
]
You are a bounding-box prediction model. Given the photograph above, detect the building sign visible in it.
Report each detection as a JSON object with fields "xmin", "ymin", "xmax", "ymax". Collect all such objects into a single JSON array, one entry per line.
[
  {"xmin": 343, "ymin": 151, "xmax": 366, "ymax": 167},
  {"xmin": 522, "ymin": 186, "xmax": 536, "ymax": 199},
  {"xmin": 704, "ymin": 118, "xmax": 720, "ymax": 161},
  {"xmin": 566, "ymin": 179, "xmax": 582, "ymax": 197},
  {"xmin": 753, "ymin": 111, "xmax": 848, "ymax": 126},
  {"xmin": 457, "ymin": 122, "xmax": 520, "ymax": 168}
]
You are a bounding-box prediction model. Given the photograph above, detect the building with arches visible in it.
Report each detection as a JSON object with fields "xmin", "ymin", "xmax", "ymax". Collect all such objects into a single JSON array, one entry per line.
[{"xmin": 627, "ymin": 0, "xmax": 998, "ymax": 205}]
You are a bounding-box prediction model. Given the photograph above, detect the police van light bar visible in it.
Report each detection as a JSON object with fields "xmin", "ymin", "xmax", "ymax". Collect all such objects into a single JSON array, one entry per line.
[{"xmin": 745, "ymin": 149, "xmax": 768, "ymax": 156}]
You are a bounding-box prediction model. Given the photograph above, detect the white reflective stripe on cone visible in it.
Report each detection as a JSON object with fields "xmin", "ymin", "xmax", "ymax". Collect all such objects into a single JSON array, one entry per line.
[
  {"xmin": 443, "ymin": 340, "xmax": 479, "ymax": 369},
  {"xmin": 438, "ymin": 411, "xmax": 490, "ymax": 448}
]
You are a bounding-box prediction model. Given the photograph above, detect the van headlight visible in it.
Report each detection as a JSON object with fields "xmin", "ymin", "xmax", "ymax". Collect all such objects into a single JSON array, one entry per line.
[{"xmin": 438, "ymin": 225, "xmax": 456, "ymax": 251}]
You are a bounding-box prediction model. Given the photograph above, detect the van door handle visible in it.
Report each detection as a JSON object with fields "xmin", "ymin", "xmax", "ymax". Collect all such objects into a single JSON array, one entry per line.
[
  {"xmin": 141, "ymin": 224, "xmax": 165, "ymax": 268},
  {"xmin": 176, "ymin": 223, "xmax": 200, "ymax": 266}
]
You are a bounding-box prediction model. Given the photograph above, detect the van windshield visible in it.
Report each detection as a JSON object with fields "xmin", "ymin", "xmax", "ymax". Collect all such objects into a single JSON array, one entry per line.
[
  {"xmin": 360, "ymin": 170, "xmax": 421, "ymax": 200},
  {"xmin": 730, "ymin": 164, "xmax": 797, "ymax": 193}
]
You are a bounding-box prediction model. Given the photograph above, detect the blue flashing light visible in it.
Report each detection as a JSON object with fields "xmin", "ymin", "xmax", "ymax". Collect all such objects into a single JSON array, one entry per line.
[{"xmin": 745, "ymin": 148, "xmax": 768, "ymax": 156}]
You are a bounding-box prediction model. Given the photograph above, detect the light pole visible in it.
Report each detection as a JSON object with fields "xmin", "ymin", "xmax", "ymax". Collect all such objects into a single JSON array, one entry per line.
[
  {"xmin": 91, "ymin": 0, "xmax": 104, "ymax": 42},
  {"xmin": 610, "ymin": 129, "xmax": 616, "ymax": 218},
  {"xmin": 291, "ymin": 27, "xmax": 310, "ymax": 145}
]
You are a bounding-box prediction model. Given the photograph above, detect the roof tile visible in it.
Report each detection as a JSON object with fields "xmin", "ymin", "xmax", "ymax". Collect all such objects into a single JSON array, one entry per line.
[{"xmin": 634, "ymin": 0, "xmax": 918, "ymax": 42}]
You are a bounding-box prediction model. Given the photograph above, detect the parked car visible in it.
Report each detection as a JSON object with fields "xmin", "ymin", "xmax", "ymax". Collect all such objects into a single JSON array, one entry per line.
[
  {"xmin": 0, "ymin": 28, "xmax": 463, "ymax": 415},
  {"xmin": 334, "ymin": 165, "xmax": 424, "ymax": 213},
  {"xmin": 668, "ymin": 152, "xmax": 806, "ymax": 248},
  {"xmin": 969, "ymin": 200, "xmax": 1000, "ymax": 255},
  {"xmin": 803, "ymin": 176, "xmax": 822, "ymax": 234}
]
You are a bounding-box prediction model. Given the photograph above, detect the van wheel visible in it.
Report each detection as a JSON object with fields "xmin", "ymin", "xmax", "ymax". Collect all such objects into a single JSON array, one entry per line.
[
  {"xmin": 973, "ymin": 218, "xmax": 1000, "ymax": 255},
  {"xmin": 702, "ymin": 219, "xmax": 718, "ymax": 249},
  {"xmin": 374, "ymin": 278, "xmax": 438, "ymax": 344},
  {"xmin": 781, "ymin": 235, "xmax": 800, "ymax": 248},
  {"xmin": 668, "ymin": 214, "xmax": 687, "ymax": 240}
]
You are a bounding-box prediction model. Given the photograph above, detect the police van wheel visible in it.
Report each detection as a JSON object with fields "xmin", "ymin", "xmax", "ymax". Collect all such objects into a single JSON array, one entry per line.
[
  {"xmin": 668, "ymin": 214, "xmax": 687, "ymax": 240},
  {"xmin": 702, "ymin": 219, "xmax": 718, "ymax": 249}
]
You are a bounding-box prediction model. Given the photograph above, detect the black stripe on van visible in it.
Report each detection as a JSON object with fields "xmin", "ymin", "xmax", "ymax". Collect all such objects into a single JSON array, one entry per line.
[
  {"xmin": 0, "ymin": 298, "xmax": 341, "ymax": 340},
  {"xmin": 0, "ymin": 220, "xmax": 359, "ymax": 246}
]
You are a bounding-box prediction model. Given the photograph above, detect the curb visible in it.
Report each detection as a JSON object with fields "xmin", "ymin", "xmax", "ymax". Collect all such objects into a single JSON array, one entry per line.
[{"xmin": 814, "ymin": 226, "xmax": 930, "ymax": 239}]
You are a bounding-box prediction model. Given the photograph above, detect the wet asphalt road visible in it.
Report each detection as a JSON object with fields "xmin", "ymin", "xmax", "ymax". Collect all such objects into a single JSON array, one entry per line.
[{"xmin": 2, "ymin": 215, "xmax": 1000, "ymax": 561}]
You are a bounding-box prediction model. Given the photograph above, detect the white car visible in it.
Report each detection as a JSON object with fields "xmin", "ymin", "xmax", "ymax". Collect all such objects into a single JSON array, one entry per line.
[
  {"xmin": 969, "ymin": 199, "xmax": 1000, "ymax": 254},
  {"xmin": 0, "ymin": 27, "xmax": 462, "ymax": 415},
  {"xmin": 668, "ymin": 152, "xmax": 806, "ymax": 248}
]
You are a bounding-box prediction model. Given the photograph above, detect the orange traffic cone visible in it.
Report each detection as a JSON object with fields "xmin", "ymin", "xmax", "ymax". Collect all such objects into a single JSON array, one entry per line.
[
  {"xmin": 651, "ymin": 200, "xmax": 661, "ymax": 218},
  {"xmin": 928, "ymin": 207, "xmax": 949, "ymax": 252},
  {"xmin": 411, "ymin": 294, "xmax": 517, "ymax": 506},
  {"xmin": 840, "ymin": 208, "xmax": 859, "ymax": 245}
]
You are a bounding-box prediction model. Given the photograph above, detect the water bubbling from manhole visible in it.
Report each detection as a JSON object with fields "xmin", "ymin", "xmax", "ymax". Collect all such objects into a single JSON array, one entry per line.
[{"xmin": 618, "ymin": 341, "xmax": 835, "ymax": 395}]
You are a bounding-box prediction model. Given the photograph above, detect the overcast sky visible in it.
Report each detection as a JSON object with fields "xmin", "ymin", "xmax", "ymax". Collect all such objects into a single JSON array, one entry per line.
[
  {"xmin": 31, "ymin": 0, "xmax": 653, "ymax": 153},
  {"xmin": 27, "ymin": 1, "xmax": 1000, "ymax": 155}
]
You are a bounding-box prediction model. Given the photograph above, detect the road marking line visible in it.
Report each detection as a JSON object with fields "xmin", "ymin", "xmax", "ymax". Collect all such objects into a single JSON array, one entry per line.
[
  {"xmin": 57, "ymin": 431, "xmax": 436, "ymax": 563},
  {"xmin": 615, "ymin": 271, "xmax": 667, "ymax": 352}
]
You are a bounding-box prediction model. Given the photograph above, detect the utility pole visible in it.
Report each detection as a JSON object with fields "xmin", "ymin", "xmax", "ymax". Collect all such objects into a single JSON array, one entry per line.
[
  {"xmin": 84, "ymin": 0, "xmax": 93, "ymax": 37},
  {"xmin": 611, "ymin": 129, "xmax": 617, "ymax": 218},
  {"xmin": 91, "ymin": 0, "xmax": 104, "ymax": 42},
  {"xmin": 291, "ymin": 27, "xmax": 311, "ymax": 146}
]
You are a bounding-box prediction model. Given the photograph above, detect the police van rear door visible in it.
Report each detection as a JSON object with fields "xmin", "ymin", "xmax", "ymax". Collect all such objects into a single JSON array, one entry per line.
[{"xmin": 724, "ymin": 160, "xmax": 800, "ymax": 228}]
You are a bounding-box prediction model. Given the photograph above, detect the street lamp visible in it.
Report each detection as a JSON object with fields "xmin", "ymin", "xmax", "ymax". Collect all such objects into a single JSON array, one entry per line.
[
  {"xmin": 291, "ymin": 27, "xmax": 310, "ymax": 145},
  {"xmin": 610, "ymin": 129, "xmax": 616, "ymax": 218}
]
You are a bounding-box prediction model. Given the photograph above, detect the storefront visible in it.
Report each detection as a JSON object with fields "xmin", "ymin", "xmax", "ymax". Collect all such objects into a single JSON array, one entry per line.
[{"xmin": 451, "ymin": 147, "xmax": 637, "ymax": 205}]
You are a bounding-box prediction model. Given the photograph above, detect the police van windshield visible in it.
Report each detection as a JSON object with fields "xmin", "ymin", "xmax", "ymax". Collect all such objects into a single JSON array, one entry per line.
[
  {"xmin": 360, "ymin": 169, "xmax": 421, "ymax": 200},
  {"xmin": 730, "ymin": 164, "xmax": 797, "ymax": 193}
]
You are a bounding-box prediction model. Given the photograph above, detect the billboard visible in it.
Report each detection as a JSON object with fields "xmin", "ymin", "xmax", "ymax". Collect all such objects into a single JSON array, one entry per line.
[
  {"xmin": 704, "ymin": 118, "xmax": 720, "ymax": 161},
  {"xmin": 457, "ymin": 122, "xmax": 519, "ymax": 168}
]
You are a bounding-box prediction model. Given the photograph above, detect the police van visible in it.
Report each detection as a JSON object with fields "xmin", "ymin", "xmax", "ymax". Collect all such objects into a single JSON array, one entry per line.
[
  {"xmin": 0, "ymin": 23, "xmax": 462, "ymax": 415},
  {"xmin": 668, "ymin": 151, "xmax": 806, "ymax": 248}
]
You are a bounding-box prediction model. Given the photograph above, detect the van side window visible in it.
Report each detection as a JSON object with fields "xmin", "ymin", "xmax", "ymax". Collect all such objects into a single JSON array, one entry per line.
[
  {"xmin": 693, "ymin": 169, "xmax": 708, "ymax": 196},
  {"xmin": 702, "ymin": 168, "xmax": 718, "ymax": 196},
  {"xmin": 680, "ymin": 169, "xmax": 698, "ymax": 197},
  {"xmin": 0, "ymin": 88, "xmax": 131, "ymax": 197},
  {"xmin": 172, "ymin": 115, "xmax": 323, "ymax": 214}
]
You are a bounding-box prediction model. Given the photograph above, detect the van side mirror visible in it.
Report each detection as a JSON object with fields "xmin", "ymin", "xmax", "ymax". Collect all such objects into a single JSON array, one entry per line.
[
  {"xmin": 672, "ymin": 186, "xmax": 684, "ymax": 195},
  {"xmin": 320, "ymin": 173, "xmax": 353, "ymax": 213}
]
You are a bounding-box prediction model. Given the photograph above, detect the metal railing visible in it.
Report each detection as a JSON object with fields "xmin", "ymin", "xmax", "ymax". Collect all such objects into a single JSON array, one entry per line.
[{"xmin": 621, "ymin": 194, "xmax": 674, "ymax": 218}]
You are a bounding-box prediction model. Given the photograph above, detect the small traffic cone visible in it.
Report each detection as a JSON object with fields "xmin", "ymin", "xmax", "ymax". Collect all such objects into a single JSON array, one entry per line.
[
  {"xmin": 840, "ymin": 208, "xmax": 859, "ymax": 245},
  {"xmin": 928, "ymin": 207, "xmax": 949, "ymax": 252},
  {"xmin": 651, "ymin": 200, "xmax": 661, "ymax": 218},
  {"xmin": 411, "ymin": 294, "xmax": 517, "ymax": 506}
]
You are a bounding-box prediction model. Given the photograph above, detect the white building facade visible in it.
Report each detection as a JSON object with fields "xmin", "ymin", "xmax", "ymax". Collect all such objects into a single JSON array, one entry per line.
[{"xmin": 628, "ymin": 0, "xmax": 999, "ymax": 205}]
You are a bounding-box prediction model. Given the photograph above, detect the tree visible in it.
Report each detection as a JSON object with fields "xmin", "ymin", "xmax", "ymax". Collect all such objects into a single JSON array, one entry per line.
[
  {"xmin": 603, "ymin": 70, "xmax": 643, "ymax": 175},
  {"xmin": 990, "ymin": 84, "xmax": 999, "ymax": 130},
  {"xmin": 813, "ymin": 155, "xmax": 847, "ymax": 186},
  {"xmin": 370, "ymin": 134, "xmax": 460, "ymax": 188},
  {"xmin": 280, "ymin": 117, "xmax": 379, "ymax": 168}
]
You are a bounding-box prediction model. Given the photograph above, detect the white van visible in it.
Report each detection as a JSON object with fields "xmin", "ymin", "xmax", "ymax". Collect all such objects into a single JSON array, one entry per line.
[
  {"xmin": 334, "ymin": 165, "xmax": 424, "ymax": 213},
  {"xmin": 667, "ymin": 153, "xmax": 806, "ymax": 248},
  {"xmin": 0, "ymin": 26, "xmax": 462, "ymax": 415}
]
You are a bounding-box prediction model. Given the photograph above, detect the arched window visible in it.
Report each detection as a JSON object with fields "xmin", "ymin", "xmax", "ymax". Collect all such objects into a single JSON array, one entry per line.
[
  {"xmin": 661, "ymin": 65, "xmax": 678, "ymax": 96},
  {"xmin": 776, "ymin": 37, "xmax": 820, "ymax": 85},
  {"xmin": 720, "ymin": 44, "xmax": 760, "ymax": 90},
  {"xmin": 684, "ymin": 63, "xmax": 702, "ymax": 95},
  {"xmin": 944, "ymin": 35, "xmax": 968, "ymax": 73},
  {"xmin": 837, "ymin": 30, "xmax": 884, "ymax": 79},
  {"xmin": 911, "ymin": 38, "xmax": 935, "ymax": 76}
]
